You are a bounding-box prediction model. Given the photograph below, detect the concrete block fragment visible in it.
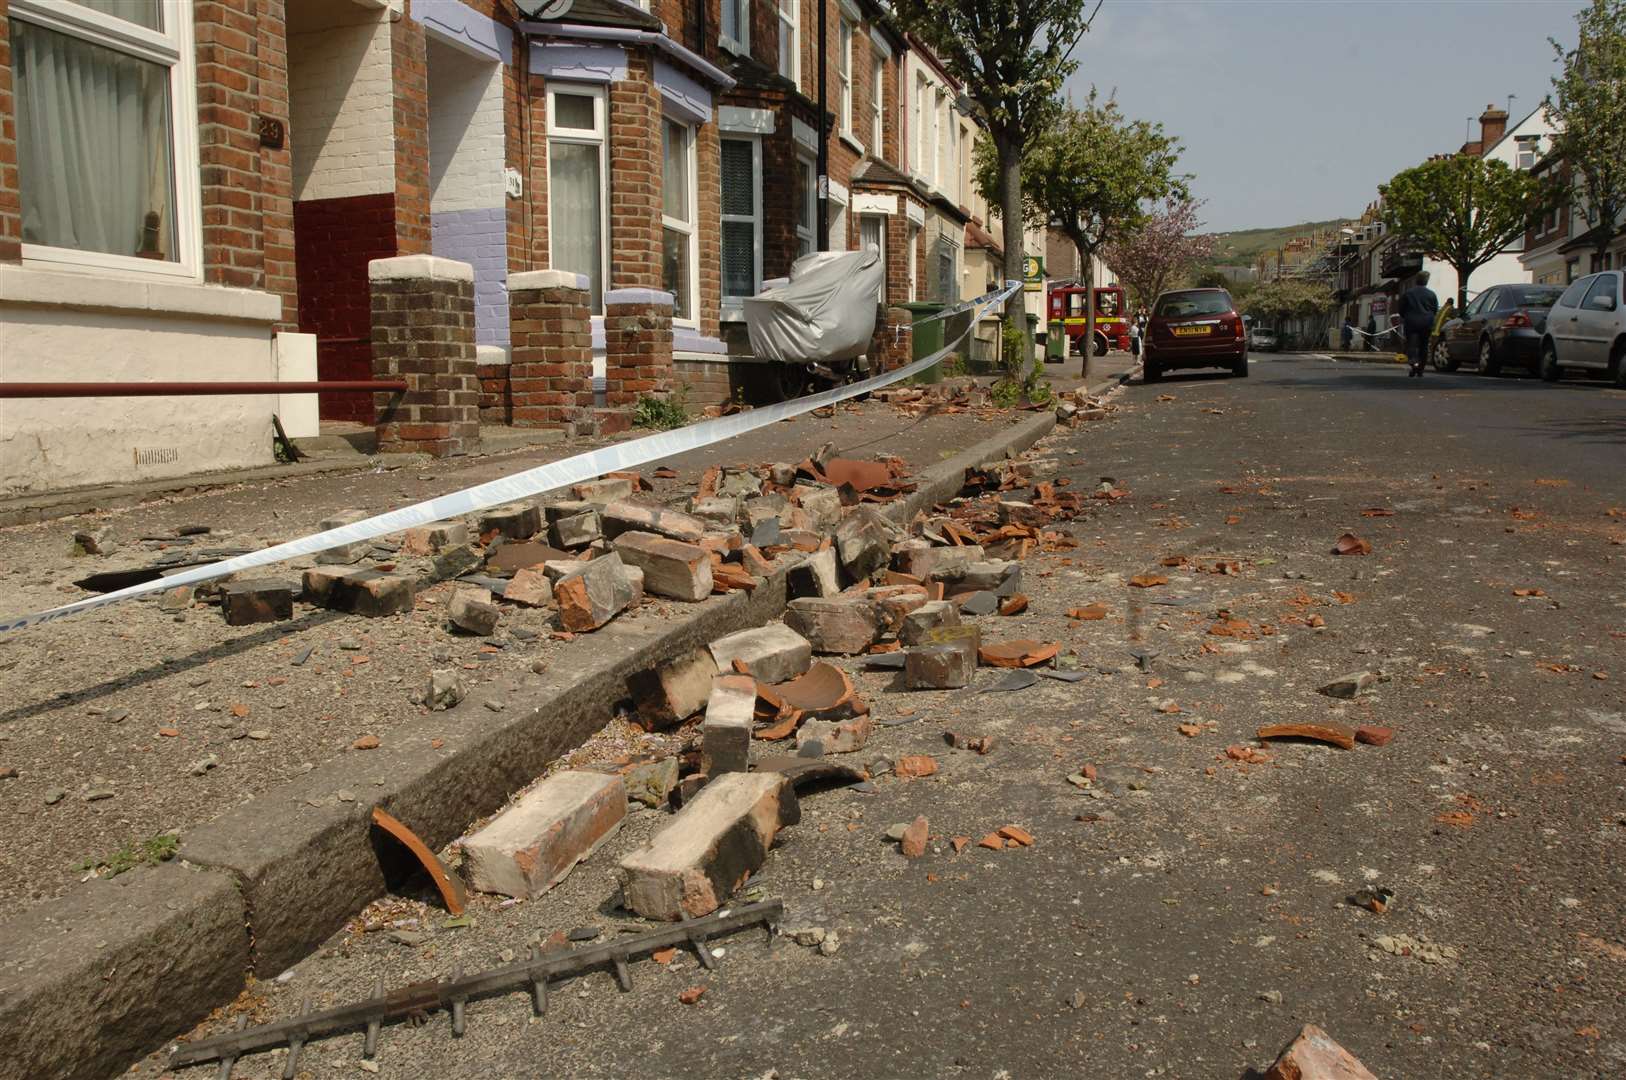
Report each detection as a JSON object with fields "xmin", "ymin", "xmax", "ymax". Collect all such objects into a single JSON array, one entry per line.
[
  {"xmin": 315, "ymin": 510, "xmax": 371, "ymax": 564},
  {"xmin": 795, "ymin": 714, "xmax": 872, "ymax": 754},
  {"xmin": 709, "ymin": 623, "xmax": 813, "ymax": 684},
  {"xmin": 784, "ymin": 596, "xmax": 883, "ymax": 655},
  {"xmin": 617, "ymin": 772, "xmax": 800, "ymax": 920},
  {"xmin": 553, "ymin": 553, "xmax": 635, "ymax": 631},
  {"xmin": 900, "ymin": 600, "xmax": 961, "ymax": 645},
  {"xmin": 834, "ymin": 506, "xmax": 900, "ymax": 581},
  {"xmin": 786, "ymin": 546, "xmax": 840, "ymax": 599},
  {"xmin": 906, "ymin": 644, "xmax": 977, "ymax": 689},
  {"xmin": 449, "ymin": 586, "xmax": 500, "ymax": 635},
  {"xmin": 629, "ymin": 647, "xmax": 719, "ymax": 730},
  {"xmin": 602, "ymin": 500, "xmax": 706, "ymax": 544},
  {"xmin": 220, "ymin": 580, "xmax": 294, "ymax": 625},
  {"xmin": 402, "ymin": 521, "xmax": 470, "ymax": 556},
  {"xmin": 701, "ymin": 675, "xmax": 756, "ymax": 775},
  {"xmin": 794, "ymin": 484, "xmax": 842, "ymax": 529},
  {"xmin": 478, "ymin": 503, "xmax": 543, "ymax": 541},
  {"xmin": 462, "ymin": 771, "xmax": 626, "ymax": 900},
  {"xmin": 613, "ymin": 531, "xmax": 712, "ymax": 601},
  {"xmin": 504, "ymin": 566, "xmax": 553, "ymax": 607}
]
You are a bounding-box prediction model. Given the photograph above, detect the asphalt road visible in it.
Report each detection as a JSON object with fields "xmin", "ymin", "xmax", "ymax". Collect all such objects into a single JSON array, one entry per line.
[{"xmin": 151, "ymin": 354, "xmax": 1624, "ymax": 1079}]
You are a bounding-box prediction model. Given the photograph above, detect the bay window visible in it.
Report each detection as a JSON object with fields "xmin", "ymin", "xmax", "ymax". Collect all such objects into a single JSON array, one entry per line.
[
  {"xmin": 777, "ymin": 0, "xmax": 799, "ymax": 87},
  {"xmin": 860, "ymin": 215, "xmax": 886, "ymax": 303},
  {"xmin": 548, "ymin": 85, "xmax": 608, "ymax": 313},
  {"xmin": 661, "ymin": 119, "xmax": 698, "ymax": 322},
  {"xmin": 11, "ymin": 0, "xmax": 198, "ymax": 277},
  {"xmin": 720, "ymin": 137, "xmax": 762, "ymax": 305}
]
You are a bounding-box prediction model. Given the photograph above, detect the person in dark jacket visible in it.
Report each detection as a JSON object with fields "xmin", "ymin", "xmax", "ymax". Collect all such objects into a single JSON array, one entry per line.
[{"xmin": 1397, "ymin": 271, "xmax": 1439, "ymax": 377}]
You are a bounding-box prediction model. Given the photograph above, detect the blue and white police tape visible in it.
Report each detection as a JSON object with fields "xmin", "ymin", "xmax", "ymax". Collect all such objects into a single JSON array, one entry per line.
[{"xmin": 0, "ymin": 281, "xmax": 1023, "ymax": 635}]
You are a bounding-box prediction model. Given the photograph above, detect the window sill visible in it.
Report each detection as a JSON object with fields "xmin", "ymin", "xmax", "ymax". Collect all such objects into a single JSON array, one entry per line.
[
  {"xmin": 839, "ymin": 132, "xmax": 865, "ymax": 155},
  {"xmin": 1, "ymin": 263, "xmax": 281, "ymax": 323},
  {"xmin": 719, "ymin": 34, "xmax": 748, "ymax": 58}
]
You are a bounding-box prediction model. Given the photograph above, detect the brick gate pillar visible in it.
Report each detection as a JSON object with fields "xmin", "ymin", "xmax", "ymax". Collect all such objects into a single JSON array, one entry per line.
[
  {"xmin": 368, "ymin": 255, "xmax": 481, "ymax": 457},
  {"xmin": 508, "ymin": 269, "xmax": 595, "ymax": 435},
  {"xmin": 603, "ymin": 288, "xmax": 674, "ymax": 411}
]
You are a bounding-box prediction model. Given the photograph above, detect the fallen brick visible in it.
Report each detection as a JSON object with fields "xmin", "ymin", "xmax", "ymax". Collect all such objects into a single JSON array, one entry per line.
[
  {"xmin": 624, "ymin": 757, "xmax": 680, "ymax": 808},
  {"xmin": 893, "ymin": 541, "xmax": 986, "ymax": 580},
  {"xmin": 478, "ymin": 504, "xmax": 543, "ymax": 541},
  {"xmin": 462, "ymin": 771, "xmax": 626, "ymax": 900},
  {"xmin": 449, "ymin": 586, "xmax": 500, "ymax": 636},
  {"xmin": 701, "ymin": 675, "xmax": 756, "ymax": 776},
  {"xmin": 314, "ymin": 510, "xmax": 371, "ymax": 565},
  {"xmin": 1262, "ymin": 1024, "xmax": 1378, "ymax": 1080},
  {"xmin": 629, "ymin": 648, "xmax": 719, "ymax": 730},
  {"xmin": 617, "ymin": 772, "xmax": 800, "ymax": 920},
  {"xmin": 613, "ymin": 531, "xmax": 713, "ymax": 601},
  {"xmin": 905, "ymin": 644, "xmax": 976, "ymax": 689},
  {"xmin": 862, "ymin": 585, "xmax": 930, "ymax": 629},
  {"xmin": 709, "ymin": 623, "xmax": 812, "ymax": 685},
  {"xmin": 688, "ymin": 495, "xmax": 741, "ymax": 526},
  {"xmin": 893, "ymin": 755, "xmax": 939, "ymax": 779},
  {"xmin": 835, "ymin": 506, "xmax": 900, "ymax": 581},
  {"xmin": 603, "ymin": 501, "xmax": 707, "ymax": 544},
  {"xmin": 794, "ymin": 484, "xmax": 842, "ymax": 529},
  {"xmin": 784, "ymin": 596, "xmax": 883, "ymax": 655},
  {"xmin": 402, "ymin": 521, "xmax": 470, "ymax": 556},
  {"xmin": 795, "ymin": 715, "xmax": 872, "ymax": 754},
  {"xmin": 305, "ymin": 569, "xmax": 417, "ymax": 617},
  {"xmin": 786, "ymin": 546, "xmax": 841, "ymax": 599},
  {"xmin": 553, "ymin": 553, "xmax": 635, "ymax": 632},
  {"xmin": 487, "ymin": 541, "xmax": 572, "ymax": 575},
  {"xmin": 900, "ymin": 600, "xmax": 962, "ymax": 645},
  {"xmin": 548, "ymin": 508, "xmax": 602, "ymax": 549},
  {"xmin": 572, "ymin": 477, "xmax": 635, "ymax": 504},
  {"xmin": 220, "ymin": 580, "xmax": 294, "ymax": 625},
  {"xmin": 504, "ymin": 567, "xmax": 553, "ymax": 608},
  {"xmin": 431, "ymin": 545, "xmax": 483, "ymax": 581}
]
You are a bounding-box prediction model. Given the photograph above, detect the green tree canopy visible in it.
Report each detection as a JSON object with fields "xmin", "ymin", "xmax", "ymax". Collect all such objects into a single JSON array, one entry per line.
[
  {"xmin": 1379, "ymin": 154, "xmax": 1552, "ymax": 308},
  {"xmin": 1241, "ymin": 279, "xmax": 1335, "ymax": 325},
  {"xmin": 1547, "ymin": 0, "xmax": 1626, "ymax": 262}
]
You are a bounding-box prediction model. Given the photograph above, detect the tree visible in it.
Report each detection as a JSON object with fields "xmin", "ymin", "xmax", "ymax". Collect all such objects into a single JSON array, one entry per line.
[
  {"xmin": 1102, "ymin": 198, "xmax": 1216, "ymax": 310},
  {"xmin": 1241, "ymin": 279, "xmax": 1335, "ymax": 344},
  {"xmin": 1547, "ymin": 0, "xmax": 1626, "ymax": 265},
  {"xmin": 890, "ymin": 0, "xmax": 1100, "ymax": 369},
  {"xmin": 1379, "ymin": 155, "xmax": 1551, "ymax": 309},
  {"xmin": 975, "ymin": 92, "xmax": 1187, "ymax": 364}
]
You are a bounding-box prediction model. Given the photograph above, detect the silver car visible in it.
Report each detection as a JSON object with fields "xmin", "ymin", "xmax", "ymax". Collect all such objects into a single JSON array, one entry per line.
[
  {"xmin": 1248, "ymin": 327, "xmax": 1279, "ymax": 352},
  {"xmin": 1540, "ymin": 270, "xmax": 1626, "ymax": 385}
]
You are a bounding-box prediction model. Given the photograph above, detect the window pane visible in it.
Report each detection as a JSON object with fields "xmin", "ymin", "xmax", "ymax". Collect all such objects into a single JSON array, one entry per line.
[
  {"xmin": 70, "ymin": 0, "xmax": 162, "ymax": 30},
  {"xmin": 721, "ymin": 139, "xmax": 754, "ymax": 217},
  {"xmin": 722, "ymin": 0, "xmax": 740, "ymax": 40},
  {"xmin": 662, "ymin": 227, "xmax": 691, "ymax": 320},
  {"xmin": 553, "ymin": 92, "xmax": 595, "ymax": 131},
  {"xmin": 663, "ymin": 121, "xmax": 689, "ymax": 222},
  {"xmin": 722, "ymin": 221, "xmax": 756, "ymax": 298},
  {"xmin": 796, "ymin": 161, "xmax": 814, "ymax": 230},
  {"xmin": 550, "ymin": 141, "xmax": 603, "ymax": 311},
  {"xmin": 14, "ymin": 18, "xmax": 177, "ymax": 261}
]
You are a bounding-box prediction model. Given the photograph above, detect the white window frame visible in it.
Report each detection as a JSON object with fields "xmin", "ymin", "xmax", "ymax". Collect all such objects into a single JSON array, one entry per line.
[
  {"xmin": 720, "ymin": 135, "xmax": 763, "ymax": 308},
  {"xmin": 777, "ymin": 0, "xmax": 799, "ymax": 89},
  {"xmin": 907, "ymin": 222, "xmax": 919, "ymax": 301},
  {"xmin": 870, "ymin": 54, "xmax": 884, "ymax": 157},
  {"xmin": 860, "ymin": 214, "xmax": 886, "ymax": 303},
  {"xmin": 546, "ymin": 83, "xmax": 610, "ymax": 315},
  {"xmin": 720, "ymin": 0, "xmax": 749, "ymax": 57},
  {"xmin": 838, "ymin": 19, "xmax": 854, "ymax": 140},
  {"xmin": 661, "ymin": 118, "xmax": 699, "ymax": 328},
  {"xmin": 12, "ymin": 0, "xmax": 201, "ymax": 281},
  {"xmin": 795, "ymin": 155, "xmax": 817, "ymax": 257},
  {"xmin": 912, "ymin": 73, "xmax": 926, "ymax": 179}
]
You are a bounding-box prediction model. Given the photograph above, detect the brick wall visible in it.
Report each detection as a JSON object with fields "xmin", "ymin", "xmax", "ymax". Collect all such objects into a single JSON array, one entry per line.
[
  {"xmin": 295, "ymin": 193, "xmax": 398, "ymax": 422},
  {"xmin": 370, "ymin": 256, "xmax": 480, "ymax": 456},
  {"xmin": 257, "ymin": 0, "xmax": 295, "ymax": 327},
  {"xmin": 608, "ymin": 54, "xmax": 662, "ymax": 291},
  {"xmin": 391, "ymin": 8, "xmax": 430, "ymax": 255},
  {"xmin": 695, "ymin": 118, "xmax": 721, "ymax": 338},
  {"xmin": 509, "ymin": 270, "xmax": 594, "ymax": 432},
  {"xmin": 674, "ymin": 357, "xmax": 746, "ymax": 406},
  {"xmin": 0, "ymin": 0, "xmax": 18, "ymax": 264},
  {"xmin": 604, "ymin": 291, "xmax": 674, "ymax": 407}
]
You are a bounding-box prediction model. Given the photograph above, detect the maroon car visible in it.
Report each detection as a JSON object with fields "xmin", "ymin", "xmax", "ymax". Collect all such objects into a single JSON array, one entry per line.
[{"xmin": 1143, "ymin": 288, "xmax": 1248, "ymax": 382}]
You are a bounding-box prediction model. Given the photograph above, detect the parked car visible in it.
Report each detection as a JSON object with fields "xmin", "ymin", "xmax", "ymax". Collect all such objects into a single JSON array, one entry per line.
[
  {"xmin": 1143, "ymin": 288, "xmax": 1248, "ymax": 381},
  {"xmin": 1435, "ymin": 283, "xmax": 1566, "ymax": 375},
  {"xmin": 1248, "ymin": 326, "xmax": 1279, "ymax": 352},
  {"xmin": 1540, "ymin": 270, "xmax": 1626, "ymax": 384}
]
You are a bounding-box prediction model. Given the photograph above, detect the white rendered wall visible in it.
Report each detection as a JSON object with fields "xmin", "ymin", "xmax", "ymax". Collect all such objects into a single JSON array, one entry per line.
[
  {"xmin": 428, "ymin": 38, "xmax": 504, "ymax": 213},
  {"xmin": 289, "ymin": 4, "xmax": 396, "ymax": 201}
]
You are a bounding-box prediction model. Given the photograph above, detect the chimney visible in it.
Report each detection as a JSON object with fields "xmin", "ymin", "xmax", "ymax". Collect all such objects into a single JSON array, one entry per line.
[{"xmin": 1478, "ymin": 104, "xmax": 1509, "ymax": 156}]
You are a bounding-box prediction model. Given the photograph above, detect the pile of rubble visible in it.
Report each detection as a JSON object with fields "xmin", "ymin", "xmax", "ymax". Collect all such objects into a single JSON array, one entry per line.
[{"xmin": 440, "ymin": 451, "xmax": 1092, "ymax": 924}]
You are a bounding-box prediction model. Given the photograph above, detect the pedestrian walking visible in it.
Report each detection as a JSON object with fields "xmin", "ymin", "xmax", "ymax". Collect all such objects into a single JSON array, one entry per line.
[
  {"xmin": 1364, "ymin": 315, "xmax": 1377, "ymax": 352},
  {"xmin": 1341, "ymin": 317, "xmax": 1355, "ymax": 352},
  {"xmin": 1129, "ymin": 315, "xmax": 1142, "ymax": 359},
  {"xmin": 1397, "ymin": 271, "xmax": 1439, "ymax": 378}
]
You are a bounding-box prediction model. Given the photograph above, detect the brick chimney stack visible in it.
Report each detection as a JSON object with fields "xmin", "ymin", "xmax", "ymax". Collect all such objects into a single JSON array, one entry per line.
[{"xmin": 1478, "ymin": 104, "xmax": 1509, "ymax": 156}]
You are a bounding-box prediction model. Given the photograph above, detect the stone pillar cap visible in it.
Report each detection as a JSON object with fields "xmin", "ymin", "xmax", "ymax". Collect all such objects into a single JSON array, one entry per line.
[
  {"xmin": 368, "ymin": 255, "xmax": 475, "ymax": 283},
  {"xmin": 605, "ymin": 288, "xmax": 675, "ymax": 309},
  {"xmin": 510, "ymin": 269, "xmax": 590, "ymax": 292}
]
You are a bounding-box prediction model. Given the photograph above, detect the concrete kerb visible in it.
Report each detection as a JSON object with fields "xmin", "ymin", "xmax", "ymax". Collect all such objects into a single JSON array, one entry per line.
[{"xmin": 0, "ymin": 398, "xmax": 1080, "ymax": 1080}]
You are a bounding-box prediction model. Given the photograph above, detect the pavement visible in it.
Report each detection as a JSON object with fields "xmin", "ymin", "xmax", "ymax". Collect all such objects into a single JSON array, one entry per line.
[{"xmin": 102, "ymin": 351, "xmax": 1626, "ymax": 1080}]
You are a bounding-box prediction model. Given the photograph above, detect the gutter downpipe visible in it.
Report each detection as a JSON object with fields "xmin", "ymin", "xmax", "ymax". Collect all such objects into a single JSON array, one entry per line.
[{"xmin": 817, "ymin": 0, "xmax": 829, "ymax": 250}]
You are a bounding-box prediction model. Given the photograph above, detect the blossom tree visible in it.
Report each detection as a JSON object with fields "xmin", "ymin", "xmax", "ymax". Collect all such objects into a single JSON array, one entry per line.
[{"xmin": 1103, "ymin": 199, "xmax": 1217, "ymax": 310}]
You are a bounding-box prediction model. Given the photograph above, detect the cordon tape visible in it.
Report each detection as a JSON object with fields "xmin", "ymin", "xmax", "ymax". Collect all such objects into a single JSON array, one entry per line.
[{"xmin": 0, "ymin": 281, "xmax": 1024, "ymax": 635}]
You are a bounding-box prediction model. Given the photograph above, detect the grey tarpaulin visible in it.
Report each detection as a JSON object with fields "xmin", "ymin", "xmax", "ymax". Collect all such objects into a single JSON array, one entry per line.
[{"xmin": 742, "ymin": 248, "xmax": 886, "ymax": 364}]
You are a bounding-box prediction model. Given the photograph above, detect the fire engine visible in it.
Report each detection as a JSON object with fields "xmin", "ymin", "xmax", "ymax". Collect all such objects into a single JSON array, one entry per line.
[{"xmin": 1047, "ymin": 282, "xmax": 1130, "ymax": 356}]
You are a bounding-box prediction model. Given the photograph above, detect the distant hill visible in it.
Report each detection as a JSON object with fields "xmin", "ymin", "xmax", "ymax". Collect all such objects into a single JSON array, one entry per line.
[{"xmin": 1198, "ymin": 219, "xmax": 1350, "ymax": 270}]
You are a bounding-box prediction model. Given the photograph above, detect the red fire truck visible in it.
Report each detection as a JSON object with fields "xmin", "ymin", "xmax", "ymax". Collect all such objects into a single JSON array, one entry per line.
[{"xmin": 1047, "ymin": 283, "xmax": 1130, "ymax": 356}]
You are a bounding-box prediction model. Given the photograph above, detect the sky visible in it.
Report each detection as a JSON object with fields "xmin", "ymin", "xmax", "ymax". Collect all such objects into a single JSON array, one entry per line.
[{"xmin": 1066, "ymin": 0, "xmax": 1589, "ymax": 233}]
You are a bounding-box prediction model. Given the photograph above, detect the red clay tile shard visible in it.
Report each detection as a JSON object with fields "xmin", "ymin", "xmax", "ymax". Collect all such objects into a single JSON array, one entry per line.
[
  {"xmin": 1435, "ymin": 810, "xmax": 1474, "ymax": 828},
  {"xmin": 678, "ymin": 986, "xmax": 706, "ymax": 1005},
  {"xmin": 772, "ymin": 663, "xmax": 859, "ymax": 717},
  {"xmin": 977, "ymin": 832, "xmax": 1004, "ymax": 850},
  {"xmin": 951, "ymin": 836, "xmax": 972, "ymax": 853},
  {"xmin": 900, "ymin": 815, "xmax": 929, "ymax": 858},
  {"xmin": 998, "ymin": 594, "xmax": 1029, "ymax": 616},
  {"xmin": 1225, "ymin": 745, "xmax": 1272, "ymax": 764},
  {"xmin": 1512, "ymin": 587, "xmax": 1545, "ymax": 597},
  {"xmin": 370, "ymin": 807, "xmax": 466, "ymax": 915},
  {"xmin": 352, "ymin": 734, "xmax": 381, "ymax": 750},
  {"xmin": 1332, "ymin": 533, "xmax": 1372, "ymax": 556},
  {"xmin": 652, "ymin": 946, "xmax": 677, "ymax": 964},
  {"xmin": 1255, "ymin": 722, "xmax": 1357, "ymax": 750},
  {"xmin": 893, "ymin": 754, "xmax": 939, "ymax": 778},
  {"xmin": 1360, "ymin": 507, "xmax": 1396, "ymax": 517},
  {"xmin": 652, "ymin": 467, "xmax": 678, "ymax": 479},
  {"xmin": 1262, "ymin": 1024, "xmax": 1379, "ymax": 1080},
  {"xmin": 1068, "ymin": 603, "xmax": 1109, "ymax": 621},
  {"xmin": 820, "ymin": 458, "xmax": 903, "ymax": 494},
  {"xmin": 997, "ymin": 825, "xmax": 1034, "ymax": 847},
  {"xmin": 1128, "ymin": 573, "xmax": 1169, "ymax": 588},
  {"xmin": 1177, "ymin": 723, "xmax": 1202, "ymax": 737},
  {"xmin": 977, "ymin": 640, "xmax": 1060, "ymax": 668},
  {"xmin": 1355, "ymin": 725, "xmax": 1395, "ymax": 747}
]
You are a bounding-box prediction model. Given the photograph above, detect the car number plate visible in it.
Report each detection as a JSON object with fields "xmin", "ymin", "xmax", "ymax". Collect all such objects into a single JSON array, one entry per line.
[{"xmin": 1173, "ymin": 325, "xmax": 1211, "ymax": 337}]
